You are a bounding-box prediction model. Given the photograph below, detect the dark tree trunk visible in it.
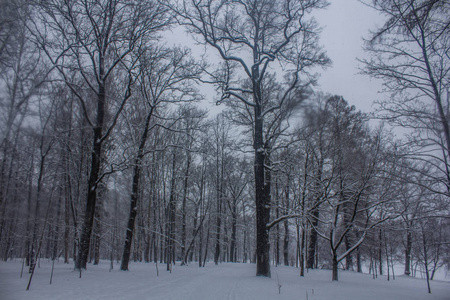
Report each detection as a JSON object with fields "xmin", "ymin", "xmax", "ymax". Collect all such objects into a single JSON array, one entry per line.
[
  {"xmin": 120, "ymin": 107, "xmax": 153, "ymax": 271},
  {"xmin": 120, "ymin": 161, "xmax": 141, "ymax": 270},
  {"xmin": 52, "ymin": 188, "xmax": 63, "ymax": 261},
  {"xmin": 283, "ymin": 180, "xmax": 290, "ymax": 266},
  {"xmin": 203, "ymin": 218, "xmax": 211, "ymax": 267},
  {"xmin": 378, "ymin": 229, "xmax": 383, "ymax": 276},
  {"xmin": 166, "ymin": 153, "xmax": 177, "ymax": 271},
  {"xmin": 64, "ymin": 176, "xmax": 70, "ymax": 264},
  {"xmin": 181, "ymin": 152, "xmax": 191, "ymax": 265},
  {"xmin": 300, "ymin": 226, "xmax": 305, "ymax": 276},
  {"xmin": 307, "ymin": 208, "xmax": 319, "ymax": 269},
  {"xmin": 405, "ymin": 230, "xmax": 412, "ymax": 276},
  {"xmin": 230, "ymin": 201, "xmax": 237, "ymax": 262},
  {"xmin": 25, "ymin": 160, "xmax": 34, "ymax": 267},
  {"xmin": 283, "ymin": 220, "xmax": 289, "ymax": 266},
  {"xmin": 214, "ymin": 147, "xmax": 224, "ymax": 265},
  {"xmin": 190, "ymin": 212, "xmax": 197, "ymax": 263},
  {"xmin": 3, "ymin": 176, "xmax": 18, "ymax": 261},
  {"xmin": 307, "ymin": 150, "xmax": 322, "ymax": 270},
  {"xmin": 214, "ymin": 204, "xmax": 221, "ymax": 264},
  {"xmin": 255, "ymin": 111, "xmax": 270, "ymax": 276},
  {"xmin": 345, "ymin": 234, "xmax": 353, "ymax": 270},
  {"xmin": 243, "ymin": 203, "xmax": 247, "ymax": 263},
  {"xmin": 198, "ymin": 219, "xmax": 203, "ymax": 267},
  {"xmin": 93, "ymin": 190, "xmax": 102, "ymax": 265},
  {"xmin": 29, "ymin": 147, "xmax": 47, "ymax": 272},
  {"xmin": 76, "ymin": 134, "xmax": 103, "ymax": 269},
  {"xmin": 422, "ymin": 228, "xmax": 431, "ymax": 293},
  {"xmin": 332, "ymin": 253, "xmax": 339, "ymax": 281},
  {"xmin": 357, "ymin": 246, "xmax": 362, "ymax": 273},
  {"xmin": 76, "ymin": 83, "xmax": 106, "ymax": 270}
]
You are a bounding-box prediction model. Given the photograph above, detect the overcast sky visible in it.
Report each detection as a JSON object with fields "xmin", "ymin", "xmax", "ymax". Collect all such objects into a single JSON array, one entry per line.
[
  {"xmin": 166, "ymin": 0, "xmax": 388, "ymax": 115},
  {"xmin": 314, "ymin": 0, "xmax": 386, "ymax": 113}
]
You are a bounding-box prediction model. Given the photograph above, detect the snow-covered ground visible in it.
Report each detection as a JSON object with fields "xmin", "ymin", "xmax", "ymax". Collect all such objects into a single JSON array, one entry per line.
[{"xmin": 1, "ymin": 260, "xmax": 449, "ymax": 300}]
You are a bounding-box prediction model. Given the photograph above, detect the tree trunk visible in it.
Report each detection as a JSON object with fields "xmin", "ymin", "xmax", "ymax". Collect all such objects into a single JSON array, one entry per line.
[
  {"xmin": 422, "ymin": 228, "xmax": 431, "ymax": 293},
  {"xmin": 181, "ymin": 152, "xmax": 191, "ymax": 265},
  {"xmin": 332, "ymin": 253, "xmax": 338, "ymax": 281},
  {"xmin": 29, "ymin": 147, "xmax": 47, "ymax": 273},
  {"xmin": 345, "ymin": 234, "xmax": 353, "ymax": 271},
  {"xmin": 283, "ymin": 220, "xmax": 289, "ymax": 266},
  {"xmin": 404, "ymin": 230, "xmax": 412, "ymax": 276},
  {"xmin": 300, "ymin": 225, "xmax": 305, "ymax": 276},
  {"xmin": 214, "ymin": 145, "xmax": 223, "ymax": 265},
  {"xmin": 64, "ymin": 175, "xmax": 71, "ymax": 264},
  {"xmin": 230, "ymin": 202, "xmax": 237, "ymax": 263},
  {"xmin": 93, "ymin": 191, "xmax": 102, "ymax": 265},
  {"xmin": 378, "ymin": 229, "xmax": 383, "ymax": 276},
  {"xmin": 76, "ymin": 85, "xmax": 105, "ymax": 269},
  {"xmin": 120, "ymin": 107, "xmax": 154, "ymax": 271},
  {"xmin": 283, "ymin": 180, "xmax": 290, "ymax": 266},
  {"xmin": 357, "ymin": 246, "xmax": 362, "ymax": 273},
  {"xmin": 307, "ymin": 208, "xmax": 319, "ymax": 269},
  {"xmin": 307, "ymin": 151, "xmax": 322, "ymax": 269},
  {"xmin": 166, "ymin": 153, "xmax": 177, "ymax": 271},
  {"xmin": 25, "ymin": 159, "xmax": 34, "ymax": 267},
  {"xmin": 52, "ymin": 188, "xmax": 63, "ymax": 261},
  {"xmin": 255, "ymin": 122, "xmax": 270, "ymax": 276}
]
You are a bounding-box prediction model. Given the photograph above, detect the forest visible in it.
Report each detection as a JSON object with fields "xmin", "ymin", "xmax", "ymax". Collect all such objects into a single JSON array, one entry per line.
[{"xmin": 0, "ymin": 0, "xmax": 449, "ymax": 294}]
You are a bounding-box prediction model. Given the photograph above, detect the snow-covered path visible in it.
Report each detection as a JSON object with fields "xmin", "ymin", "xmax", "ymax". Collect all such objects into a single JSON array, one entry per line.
[{"xmin": 1, "ymin": 260, "xmax": 449, "ymax": 299}]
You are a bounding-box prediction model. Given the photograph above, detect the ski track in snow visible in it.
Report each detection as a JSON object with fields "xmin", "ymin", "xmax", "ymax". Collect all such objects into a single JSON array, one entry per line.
[{"xmin": 0, "ymin": 260, "xmax": 449, "ymax": 300}]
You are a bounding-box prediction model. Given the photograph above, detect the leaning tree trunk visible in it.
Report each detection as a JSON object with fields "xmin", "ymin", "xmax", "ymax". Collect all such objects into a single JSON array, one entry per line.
[{"xmin": 120, "ymin": 109, "xmax": 153, "ymax": 271}]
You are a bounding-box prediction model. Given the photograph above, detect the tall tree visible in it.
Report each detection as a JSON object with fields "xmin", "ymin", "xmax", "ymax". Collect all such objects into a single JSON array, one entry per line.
[
  {"xmin": 169, "ymin": 0, "xmax": 329, "ymax": 277},
  {"xmin": 120, "ymin": 47, "xmax": 201, "ymax": 271},
  {"xmin": 32, "ymin": 0, "xmax": 171, "ymax": 269}
]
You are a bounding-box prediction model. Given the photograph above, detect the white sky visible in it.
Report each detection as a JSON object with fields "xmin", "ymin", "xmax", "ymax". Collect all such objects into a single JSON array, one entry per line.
[{"xmin": 314, "ymin": 0, "xmax": 386, "ymax": 113}]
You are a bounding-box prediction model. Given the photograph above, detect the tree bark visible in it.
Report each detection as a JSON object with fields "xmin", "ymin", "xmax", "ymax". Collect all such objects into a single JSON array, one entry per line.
[
  {"xmin": 166, "ymin": 153, "xmax": 177, "ymax": 271},
  {"xmin": 404, "ymin": 230, "xmax": 412, "ymax": 276},
  {"xmin": 181, "ymin": 151, "xmax": 191, "ymax": 265},
  {"xmin": 332, "ymin": 253, "xmax": 338, "ymax": 281},
  {"xmin": 76, "ymin": 83, "xmax": 106, "ymax": 269},
  {"xmin": 255, "ymin": 111, "xmax": 270, "ymax": 276},
  {"xmin": 120, "ymin": 108, "xmax": 153, "ymax": 271}
]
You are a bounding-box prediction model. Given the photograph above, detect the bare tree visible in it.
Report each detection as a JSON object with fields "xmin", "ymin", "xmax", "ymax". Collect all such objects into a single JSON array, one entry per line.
[
  {"xmin": 294, "ymin": 96, "xmax": 392, "ymax": 281},
  {"xmin": 0, "ymin": 1, "xmax": 48, "ymax": 241},
  {"xmin": 31, "ymin": 0, "xmax": 171, "ymax": 269},
  {"xmin": 168, "ymin": 0, "xmax": 329, "ymax": 277},
  {"xmin": 361, "ymin": 0, "xmax": 450, "ymax": 194},
  {"xmin": 120, "ymin": 46, "xmax": 202, "ymax": 271}
]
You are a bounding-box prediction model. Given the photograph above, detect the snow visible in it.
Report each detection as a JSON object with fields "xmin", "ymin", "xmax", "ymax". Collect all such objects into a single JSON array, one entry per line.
[{"xmin": 1, "ymin": 260, "xmax": 449, "ymax": 300}]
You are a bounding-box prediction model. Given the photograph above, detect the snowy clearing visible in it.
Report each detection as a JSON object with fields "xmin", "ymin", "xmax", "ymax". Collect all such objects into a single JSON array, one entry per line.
[{"xmin": 1, "ymin": 260, "xmax": 449, "ymax": 300}]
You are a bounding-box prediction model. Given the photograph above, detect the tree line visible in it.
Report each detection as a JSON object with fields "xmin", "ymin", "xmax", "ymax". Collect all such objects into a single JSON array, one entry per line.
[{"xmin": 0, "ymin": 0, "xmax": 448, "ymax": 289}]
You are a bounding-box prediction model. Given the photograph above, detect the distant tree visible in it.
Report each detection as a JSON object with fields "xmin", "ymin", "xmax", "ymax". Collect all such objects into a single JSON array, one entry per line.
[
  {"xmin": 305, "ymin": 96, "xmax": 390, "ymax": 281},
  {"xmin": 0, "ymin": 0, "xmax": 48, "ymax": 243}
]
